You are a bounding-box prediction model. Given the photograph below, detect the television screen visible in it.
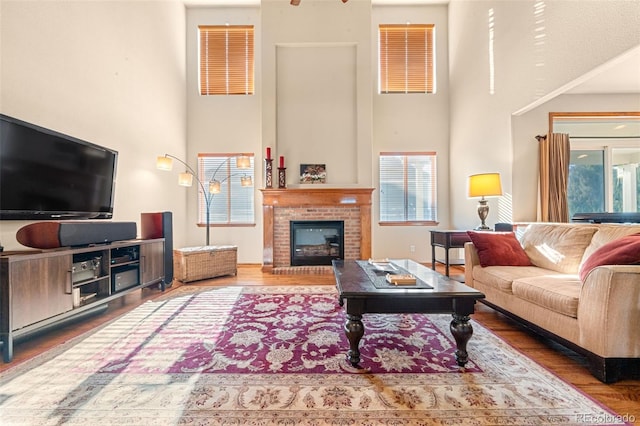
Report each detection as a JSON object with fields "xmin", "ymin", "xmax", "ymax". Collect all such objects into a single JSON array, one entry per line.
[{"xmin": 0, "ymin": 114, "xmax": 118, "ymax": 220}]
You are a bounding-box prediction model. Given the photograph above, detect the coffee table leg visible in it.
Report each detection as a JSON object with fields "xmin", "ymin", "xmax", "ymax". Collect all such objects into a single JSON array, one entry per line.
[
  {"xmin": 344, "ymin": 313, "xmax": 364, "ymax": 367},
  {"xmin": 450, "ymin": 313, "xmax": 473, "ymax": 366}
]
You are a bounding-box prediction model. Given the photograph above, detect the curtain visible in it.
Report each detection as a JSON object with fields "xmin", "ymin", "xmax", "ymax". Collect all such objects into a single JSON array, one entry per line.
[{"xmin": 539, "ymin": 133, "xmax": 571, "ymax": 222}]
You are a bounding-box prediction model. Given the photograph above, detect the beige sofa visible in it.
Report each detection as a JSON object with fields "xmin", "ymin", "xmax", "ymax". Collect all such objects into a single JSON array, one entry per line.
[{"xmin": 464, "ymin": 222, "xmax": 640, "ymax": 383}]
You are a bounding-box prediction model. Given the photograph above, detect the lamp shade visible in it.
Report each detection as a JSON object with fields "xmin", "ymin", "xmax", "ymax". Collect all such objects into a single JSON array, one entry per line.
[
  {"xmin": 156, "ymin": 156, "xmax": 173, "ymax": 171},
  {"xmin": 209, "ymin": 180, "xmax": 221, "ymax": 194},
  {"xmin": 468, "ymin": 173, "xmax": 502, "ymax": 198},
  {"xmin": 178, "ymin": 172, "xmax": 193, "ymax": 187},
  {"xmin": 236, "ymin": 156, "xmax": 251, "ymax": 169}
]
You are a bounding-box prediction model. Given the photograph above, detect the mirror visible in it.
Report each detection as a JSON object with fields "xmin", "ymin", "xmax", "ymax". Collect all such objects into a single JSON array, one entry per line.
[{"xmin": 550, "ymin": 112, "xmax": 640, "ymax": 217}]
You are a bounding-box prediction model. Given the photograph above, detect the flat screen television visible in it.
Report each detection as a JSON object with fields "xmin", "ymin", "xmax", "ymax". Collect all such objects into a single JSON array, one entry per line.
[{"xmin": 0, "ymin": 114, "xmax": 118, "ymax": 220}]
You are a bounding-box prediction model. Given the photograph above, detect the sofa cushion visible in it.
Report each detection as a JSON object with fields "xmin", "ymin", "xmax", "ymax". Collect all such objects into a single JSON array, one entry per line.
[
  {"xmin": 512, "ymin": 275, "xmax": 581, "ymax": 318},
  {"xmin": 579, "ymin": 233, "xmax": 640, "ymax": 281},
  {"xmin": 467, "ymin": 231, "xmax": 532, "ymax": 267},
  {"xmin": 472, "ymin": 265, "xmax": 558, "ymax": 294},
  {"xmin": 520, "ymin": 224, "xmax": 598, "ymax": 274}
]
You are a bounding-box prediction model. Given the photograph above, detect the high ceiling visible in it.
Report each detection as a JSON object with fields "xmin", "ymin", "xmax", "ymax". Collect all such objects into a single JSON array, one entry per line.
[
  {"xmin": 565, "ymin": 46, "xmax": 640, "ymax": 94},
  {"xmin": 183, "ymin": 0, "xmax": 449, "ymax": 4}
]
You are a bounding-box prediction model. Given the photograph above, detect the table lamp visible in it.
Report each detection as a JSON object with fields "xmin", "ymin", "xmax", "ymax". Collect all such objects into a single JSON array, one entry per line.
[{"xmin": 468, "ymin": 173, "xmax": 502, "ymax": 230}]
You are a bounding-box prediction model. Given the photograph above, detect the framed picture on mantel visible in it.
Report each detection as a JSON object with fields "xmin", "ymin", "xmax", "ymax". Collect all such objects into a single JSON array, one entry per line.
[{"xmin": 299, "ymin": 164, "xmax": 326, "ymax": 184}]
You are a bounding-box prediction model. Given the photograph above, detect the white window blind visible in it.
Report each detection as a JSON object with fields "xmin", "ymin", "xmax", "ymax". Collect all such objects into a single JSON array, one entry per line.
[
  {"xmin": 198, "ymin": 154, "xmax": 255, "ymax": 225},
  {"xmin": 379, "ymin": 152, "xmax": 437, "ymax": 223},
  {"xmin": 199, "ymin": 25, "xmax": 254, "ymax": 95},
  {"xmin": 379, "ymin": 24, "xmax": 435, "ymax": 94}
]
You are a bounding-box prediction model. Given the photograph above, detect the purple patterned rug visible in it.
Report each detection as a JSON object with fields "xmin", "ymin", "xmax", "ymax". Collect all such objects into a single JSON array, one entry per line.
[
  {"xmin": 87, "ymin": 289, "xmax": 481, "ymax": 375},
  {"xmin": 0, "ymin": 286, "xmax": 629, "ymax": 425}
]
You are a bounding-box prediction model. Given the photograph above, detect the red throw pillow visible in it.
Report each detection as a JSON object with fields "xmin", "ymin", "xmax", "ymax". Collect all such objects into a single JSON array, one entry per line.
[
  {"xmin": 467, "ymin": 231, "xmax": 532, "ymax": 267},
  {"xmin": 579, "ymin": 233, "xmax": 640, "ymax": 281}
]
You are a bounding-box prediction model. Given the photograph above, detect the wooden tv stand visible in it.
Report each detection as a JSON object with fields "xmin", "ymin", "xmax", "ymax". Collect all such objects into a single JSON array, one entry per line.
[{"xmin": 0, "ymin": 238, "xmax": 165, "ymax": 363}]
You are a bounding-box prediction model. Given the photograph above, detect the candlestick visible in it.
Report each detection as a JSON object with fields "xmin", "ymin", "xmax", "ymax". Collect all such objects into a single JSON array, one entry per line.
[
  {"xmin": 279, "ymin": 156, "xmax": 284, "ymax": 168},
  {"xmin": 278, "ymin": 167, "xmax": 286, "ymax": 189},
  {"xmin": 266, "ymin": 147, "xmax": 271, "ymax": 160},
  {"xmin": 265, "ymin": 158, "xmax": 273, "ymax": 188}
]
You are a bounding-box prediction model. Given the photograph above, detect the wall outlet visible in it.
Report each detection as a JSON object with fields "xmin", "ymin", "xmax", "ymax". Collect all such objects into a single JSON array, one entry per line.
[{"xmin": 410, "ymin": 245, "xmax": 415, "ymax": 252}]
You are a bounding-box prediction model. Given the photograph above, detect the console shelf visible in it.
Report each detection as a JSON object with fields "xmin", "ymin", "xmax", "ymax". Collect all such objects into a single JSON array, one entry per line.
[{"xmin": 0, "ymin": 238, "xmax": 165, "ymax": 363}]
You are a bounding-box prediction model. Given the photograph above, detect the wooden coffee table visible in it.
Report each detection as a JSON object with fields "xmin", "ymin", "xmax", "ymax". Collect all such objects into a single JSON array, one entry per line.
[{"xmin": 332, "ymin": 259, "xmax": 485, "ymax": 369}]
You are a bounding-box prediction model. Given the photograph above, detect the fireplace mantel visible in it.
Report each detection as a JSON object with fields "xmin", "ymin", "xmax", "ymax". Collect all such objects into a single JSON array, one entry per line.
[{"xmin": 261, "ymin": 188, "xmax": 374, "ymax": 272}]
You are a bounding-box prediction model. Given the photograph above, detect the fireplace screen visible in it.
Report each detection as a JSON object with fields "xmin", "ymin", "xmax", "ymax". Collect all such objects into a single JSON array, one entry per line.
[{"xmin": 290, "ymin": 220, "xmax": 344, "ymax": 266}]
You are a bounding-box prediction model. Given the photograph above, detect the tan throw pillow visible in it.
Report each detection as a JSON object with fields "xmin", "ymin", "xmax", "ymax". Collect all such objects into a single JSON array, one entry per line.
[{"xmin": 520, "ymin": 224, "xmax": 598, "ymax": 274}]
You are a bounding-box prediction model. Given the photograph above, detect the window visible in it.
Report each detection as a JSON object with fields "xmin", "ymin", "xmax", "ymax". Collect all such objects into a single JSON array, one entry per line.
[
  {"xmin": 198, "ymin": 25, "xmax": 254, "ymax": 95},
  {"xmin": 197, "ymin": 154, "xmax": 255, "ymax": 225},
  {"xmin": 569, "ymin": 149, "xmax": 605, "ymax": 215},
  {"xmin": 378, "ymin": 24, "xmax": 435, "ymax": 94},
  {"xmin": 379, "ymin": 152, "xmax": 437, "ymax": 224},
  {"xmin": 568, "ymin": 146, "xmax": 640, "ymax": 218}
]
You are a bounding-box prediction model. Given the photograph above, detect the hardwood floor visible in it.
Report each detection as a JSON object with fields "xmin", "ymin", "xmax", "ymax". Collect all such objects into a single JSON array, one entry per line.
[{"xmin": 1, "ymin": 264, "xmax": 639, "ymax": 422}]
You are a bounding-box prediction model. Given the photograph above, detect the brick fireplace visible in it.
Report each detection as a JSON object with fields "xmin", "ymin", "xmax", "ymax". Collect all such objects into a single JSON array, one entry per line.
[{"xmin": 261, "ymin": 188, "xmax": 374, "ymax": 273}]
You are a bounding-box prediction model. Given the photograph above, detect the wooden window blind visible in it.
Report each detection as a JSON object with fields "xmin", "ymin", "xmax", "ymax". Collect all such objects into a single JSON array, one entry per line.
[
  {"xmin": 379, "ymin": 24, "xmax": 435, "ymax": 94},
  {"xmin": 199, "ymin": 25, "xmax": 254, "ymax": 95},
  {"xmin": 198, "ymin": 153, "xmax": 255, "ymax": 225},
  {"xmin": 379, "ymin": 152, "xmax": 437, "ymax": 224}
]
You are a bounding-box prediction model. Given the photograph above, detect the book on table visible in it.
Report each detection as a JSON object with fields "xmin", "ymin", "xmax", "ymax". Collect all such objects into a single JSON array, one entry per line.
[{"xmin": 386, "ymin": 273, "xmax": 417, "ymax": 285}]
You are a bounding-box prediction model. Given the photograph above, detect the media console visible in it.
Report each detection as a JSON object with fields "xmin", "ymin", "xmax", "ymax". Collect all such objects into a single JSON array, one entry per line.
[{"xmin": 0, "ymin": 238, "xmax": 165, "ymax": 363}]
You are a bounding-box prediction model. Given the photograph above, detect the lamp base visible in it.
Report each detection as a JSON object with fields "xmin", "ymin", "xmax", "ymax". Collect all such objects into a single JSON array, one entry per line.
[{"xmin": 476, "ymin": 198, "xmax": 490, "ymax": 231}]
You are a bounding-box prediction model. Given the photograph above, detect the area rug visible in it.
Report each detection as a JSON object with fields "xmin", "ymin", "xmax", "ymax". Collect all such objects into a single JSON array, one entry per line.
[{"xmin": 0, "ymin": 285, "xmax": 629, "ymax": 425}]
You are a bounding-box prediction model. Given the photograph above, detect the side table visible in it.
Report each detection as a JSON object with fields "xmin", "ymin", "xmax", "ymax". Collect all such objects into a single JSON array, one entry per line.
[{"xmin": 430, "ymin": 230, "xmax": 471, "ymax": 278}]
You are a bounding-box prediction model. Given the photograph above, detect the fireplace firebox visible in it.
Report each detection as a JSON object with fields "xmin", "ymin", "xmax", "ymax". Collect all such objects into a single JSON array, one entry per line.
[{"xmin": 290, "ymin": 220, "xmax": 344, "ymax": 266}]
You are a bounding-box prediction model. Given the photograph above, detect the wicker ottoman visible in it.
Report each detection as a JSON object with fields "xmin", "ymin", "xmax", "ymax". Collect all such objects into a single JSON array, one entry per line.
[{"xmin": 174, "ymin": 245, "xmax": 238, "ymax": 282}]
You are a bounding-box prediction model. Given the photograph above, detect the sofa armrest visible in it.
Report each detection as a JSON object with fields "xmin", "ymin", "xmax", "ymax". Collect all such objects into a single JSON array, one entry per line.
[
  {"xmin": 578, "ymin": 264, "xmax": 640, "ymax": 358},
  {"xmin": 464, "ymin": 242, "xmax": 480, "ymax": 287}
]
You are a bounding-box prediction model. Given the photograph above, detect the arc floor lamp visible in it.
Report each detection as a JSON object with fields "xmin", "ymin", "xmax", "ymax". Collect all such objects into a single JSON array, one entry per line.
[{"xmin": 157, "ymin": 154, "xmax": 252, "ymax": 246}]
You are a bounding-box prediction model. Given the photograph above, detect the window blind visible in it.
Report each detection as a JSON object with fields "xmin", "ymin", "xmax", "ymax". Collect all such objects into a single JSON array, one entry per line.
[
  {"xmin": 199, "ymin": 25, "xmax": 254, "ymax": 95},
  {"xmin": 379, "ymin": 24, "xmax": 435, "ymax": 94},
  {"xmin": 379, "ymin": 152, "xmax": 437, "ymax": 223},
  {"xmin": 198, "ymin": 154, "xmax": 255, "ymax": 225}
]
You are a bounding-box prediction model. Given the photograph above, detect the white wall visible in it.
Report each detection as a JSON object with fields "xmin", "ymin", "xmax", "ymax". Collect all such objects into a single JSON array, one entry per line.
[
  {"xmin": 185, "ymin": 6, "xmax": 262, "ymax": 262},
  {"xmin": 0, "ymin": 0, "xmax": 188, "ymax": 251},
  {"xmin": 185, "ymin": 1, "xmax": 373, "ymax": 263},
  {"xmin": 371, "ymin": 4, "xmax": 449, "ymax": 262},
  {"xmin": 261, "ymin": 0, "xmax": 373, "ymax": 188},
  {"xmin": 448, "ymin": 0, "xmax": 640, "ymax": 230},
  {"xmin": 276, "ymin": 43, "xmax": 359, "ymax": 185},
  {"xmin": 185, "ymin": 1, "xmax": 449, "ymax": 263}
]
